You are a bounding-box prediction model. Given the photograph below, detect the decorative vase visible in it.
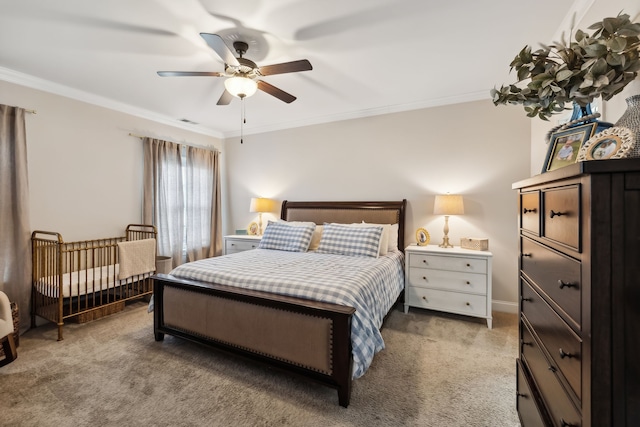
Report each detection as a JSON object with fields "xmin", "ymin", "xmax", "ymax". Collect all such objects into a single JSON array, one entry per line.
[
  {"xmin": 566, "ymin": 101, "xmax": 612, "ymax": 134},
  {"xmin": 613, "ymin": 94, "xmax": 640, "ymax": 158}
]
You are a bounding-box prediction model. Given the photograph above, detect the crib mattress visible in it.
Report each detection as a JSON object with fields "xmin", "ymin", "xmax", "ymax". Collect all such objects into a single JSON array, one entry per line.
[{"xmin": 35, "ymin": 264, "xmax": 152, "ymax": 298}]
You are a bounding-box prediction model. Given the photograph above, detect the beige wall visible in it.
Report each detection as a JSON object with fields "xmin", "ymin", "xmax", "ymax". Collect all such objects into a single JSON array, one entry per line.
[
  {"xmin": 0, "ymin": 80, "xmax": 223, "ymax": 241},
  {"xmin": 225, "ymin": 100, "xmax": 532, "ymax": 312}
]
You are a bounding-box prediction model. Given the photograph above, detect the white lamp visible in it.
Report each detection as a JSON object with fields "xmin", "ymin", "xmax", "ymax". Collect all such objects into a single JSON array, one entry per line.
[
  {"xmin": 225, "ymin": 76, "xmax": 258, "ymax": 99},
  {"xmin": 433, "ymin": 194, "xmax": 464, "ymax": 248},
  {"xmin": 250, "ymin": 197, "xmax": 276, "ymax": 235}
]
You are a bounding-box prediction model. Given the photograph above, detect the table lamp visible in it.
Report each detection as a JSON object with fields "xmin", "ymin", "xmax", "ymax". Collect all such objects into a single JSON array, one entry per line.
[
  {"xmin": 250, "ymin": 197, "xmax": 276, "ymax": 235},
  {"xmin": 433, "ymin": 194, "xmax": 464, "ymax": 248}
]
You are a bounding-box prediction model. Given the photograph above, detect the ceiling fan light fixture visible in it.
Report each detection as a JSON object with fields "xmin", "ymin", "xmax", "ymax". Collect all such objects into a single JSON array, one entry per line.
[{"xmin": 224, "ymin": 76, "xmax": 257, "ymax": 99}]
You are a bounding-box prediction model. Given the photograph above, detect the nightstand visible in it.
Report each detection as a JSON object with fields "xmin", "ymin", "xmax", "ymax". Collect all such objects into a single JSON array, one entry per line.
[
  {"xmin": 223, "ymin": 235, "xmax": 262, "ymax": 255},
  {"xmin": 404, "ymin": 244, "xmax": 493, "ymax": 329}
]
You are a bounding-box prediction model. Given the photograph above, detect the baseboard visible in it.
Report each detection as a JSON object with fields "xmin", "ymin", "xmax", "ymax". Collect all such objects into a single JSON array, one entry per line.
[{"xmin": 492, "ymin": 299, "xmax": 518, "ymax": 314}]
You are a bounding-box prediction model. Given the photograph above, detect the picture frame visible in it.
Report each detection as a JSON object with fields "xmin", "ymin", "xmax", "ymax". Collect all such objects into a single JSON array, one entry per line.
[
  {"xmin": 247, "ymin": 222, "xmax": 259, "ymax": 235},
  {"xmin": 542, "ymin": 122, "xmax": 598, "ymax": 173},
  {"xmin": 416, "ymin": 228, "xmax": 430, "ymax": 246},
  {"xmin": 576, "ymin": 126, "xmax": 636, "ymax": 161}
]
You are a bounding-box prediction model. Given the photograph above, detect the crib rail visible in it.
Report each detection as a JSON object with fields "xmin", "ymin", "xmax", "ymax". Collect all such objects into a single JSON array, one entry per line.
[{"xmin": 31, "ymin": 224, "xmax": 157, "ymax": 340}]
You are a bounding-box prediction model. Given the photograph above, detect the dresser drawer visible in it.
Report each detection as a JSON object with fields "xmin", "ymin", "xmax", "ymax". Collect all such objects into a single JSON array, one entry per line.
[
  {"xmin": 521, "ymin": 322, "xmax": 582, "ymax": 427},
  {"xmin": 408, "ymin": 268, "xmax": 487, "ymax": 294},
  {"xmin": 517, "ymin": 359, "xmax": 548, "ymax": 427},
  {"xmin": 542, "ymin": 185, "xmax": 581, "ymax": 251},
  {"xmin": 521, "ymin": 191, "xmax": 540, "ymax": 235},
  {"xmin": 409, "ymin": 253, "xmax": 487, "ymax": 274},
  {"xmin": 406, "ymin": 287, "xmax": 487, "ymax": 316},
  {"xmin": 521, "ymin": 237, "xmax": 581, "ymax": 330},
  {"xmin": 225, "ymin": 239, "xmax": 259, "ymax": 254},
  {"xmin": 521, "ymin": 281, "xmax": 582, "ymax": 401}
]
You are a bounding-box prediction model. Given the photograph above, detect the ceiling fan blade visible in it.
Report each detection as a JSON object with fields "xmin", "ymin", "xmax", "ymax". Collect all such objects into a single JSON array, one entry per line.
[
  {"xmin": 157, "ymin": 71, "xmax": 224, "ymax": 77},
  {"xmin": 200, "ymin": 33, "xmax": 240, "ymax": 67},
  {"xmin": 258, "ymin": 60, "xmax": 312, "ymax": 76},
  {"xmin": 257, "ymin": 80, "xmax": 297, "ymax": 103},
  {"xmin": 217, "ymin": 90, "xmax": 234, "ymax": 105}
]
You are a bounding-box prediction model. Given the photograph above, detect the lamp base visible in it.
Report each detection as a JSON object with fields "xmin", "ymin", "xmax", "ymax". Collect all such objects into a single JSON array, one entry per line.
[{"xmin": 438, "ymin": 236, "xmax": 454, "ymax": 248}]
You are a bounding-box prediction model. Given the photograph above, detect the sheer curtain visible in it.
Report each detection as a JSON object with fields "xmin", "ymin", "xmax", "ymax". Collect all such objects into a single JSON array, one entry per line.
[
  {"xmin": 143, "ymin": 138, "xmax": 222, "ymax": 267},
  {"xmin": 0, "ymin": 105, "xmax": 31, "ymax": 334},
  {"xmin": 184, "ymin": 145, "xmax": 222, "ymax": 262}
]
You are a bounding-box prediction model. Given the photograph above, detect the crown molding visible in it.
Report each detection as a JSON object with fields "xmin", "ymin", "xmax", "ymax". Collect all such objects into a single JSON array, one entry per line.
[{"xmin": 0, "ymin": 66, "xmax": 224, "ymax": 139}]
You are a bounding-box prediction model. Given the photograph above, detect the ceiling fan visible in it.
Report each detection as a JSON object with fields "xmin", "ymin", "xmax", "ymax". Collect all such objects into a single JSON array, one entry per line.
[{"xmin": 157, "ymin": 33, "xmax": 312, "ymax": 105}]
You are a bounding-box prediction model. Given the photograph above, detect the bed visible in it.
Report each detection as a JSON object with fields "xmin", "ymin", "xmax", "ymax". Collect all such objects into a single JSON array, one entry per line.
[
  {"xmin": 31, "ymin": 224, "xmax": 157, "ymax": 340},
  {"xmin": 152, "ymin": 200, "xmax": 406, "ymax": 407}
]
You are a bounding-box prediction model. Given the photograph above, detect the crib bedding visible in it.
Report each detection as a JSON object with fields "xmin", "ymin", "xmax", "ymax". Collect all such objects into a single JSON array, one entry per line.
[
  {"xmin": 36, "ymin": 264, "xmax": 153, "ymax": 298},
  {"xmin": 168, "ymin": 248, "xmax": 405, "ymax": 378}
]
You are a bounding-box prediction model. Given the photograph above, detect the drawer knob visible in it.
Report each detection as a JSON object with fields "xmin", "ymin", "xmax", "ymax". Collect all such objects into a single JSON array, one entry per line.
[
  {"xmin": 523, "ymin": 208, "xmax": 537, "ymax": 214},
  {"xmin": 465, "ymin": 281, "xmax": 471, "ymax": 285},
  {"xmin": 549, "ymin": 210, "xmax": 567, "ymax": 218},
  {"xmin": 559, "ymin": 348, "xmax": 575, "ymax": 359},
  {"xmin": 466, "ymin": 263, "xmax": 471, "ymax": 267},
  {"xmin": 516, "ymin": 391, "xmax": 528, "ymax": 398},
  {"xmin": 522, "ymin": 253, "xmax": 532, "ymax": 257},
  {"xmin": 521, "ymin": 296, "xmax": 532, "ymax": 302},
  {"xmin": 422, "ymin": 276, "xmax": 427, "ymax": 281},
  {"xmin": 422, "ymin": 296, "xmax": 428, "ymax": 302},
  {"xmin": 548, "ymin": 365, "xmax": 557, "ymax": 373},
  {"xmin": 465, "ymin": 302, "xmax": 470, "ymax": 306},
  {"xmin": 558, "ymin": 280, "xmax": 577, "ymax": 289},
  {"xmin": 560, "ymin": 418, "xmax": 575, "ymax": 427}
]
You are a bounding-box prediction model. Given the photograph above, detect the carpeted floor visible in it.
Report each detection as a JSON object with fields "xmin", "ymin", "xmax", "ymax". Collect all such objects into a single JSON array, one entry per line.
[{"xmin": 0, "ymin": 302, "xmax": 520, "ymax": 427}]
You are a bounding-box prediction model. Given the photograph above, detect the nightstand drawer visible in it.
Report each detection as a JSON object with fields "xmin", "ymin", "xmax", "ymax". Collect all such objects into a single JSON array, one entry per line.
[
  {"xmin": 225, "ymin": 239, "xmax": 259, "ymax": 254},
  {"xmin": 406, "ymin": 287, "xmax": 487, "ymax": 317},
  {"xmin": 408, "ymin": 268, "xmax": 487, "ymax": 294},
  {"xmin": 409, "ymin": 253, "xmax": 487, "ymax": 274}
]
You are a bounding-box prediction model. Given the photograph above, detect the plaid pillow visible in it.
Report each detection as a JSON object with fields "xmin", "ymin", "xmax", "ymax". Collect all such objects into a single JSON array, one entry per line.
[
  {"xmin": 316, "ymin": 223, "xmax": 383, "ymax": 258},
  {"xmin": 258, "ymin": 221, "xmax": 315, "ymax": 252}
]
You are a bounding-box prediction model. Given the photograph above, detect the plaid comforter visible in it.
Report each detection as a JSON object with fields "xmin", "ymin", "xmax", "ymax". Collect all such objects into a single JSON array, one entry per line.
[{"xmin": 169, "ymin": 248, "xmax": 405, "ymax": 378}]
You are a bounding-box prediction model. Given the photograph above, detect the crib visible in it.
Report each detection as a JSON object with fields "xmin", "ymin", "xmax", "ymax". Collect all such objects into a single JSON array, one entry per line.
[{"xmin": 31, "ymin": 224, "xmax": 157, "ymax": 340}]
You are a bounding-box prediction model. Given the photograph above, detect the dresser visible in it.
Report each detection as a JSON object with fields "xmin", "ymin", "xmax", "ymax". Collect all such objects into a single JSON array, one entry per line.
[
  {"xmin": 223, "ymin": 235, "xmax": 262, "ymax": 255},
  {"xmin": 404, "ymin": 244, "xmax": 493, "ymax": 328},
  {"xmin": 513, "ymin": 158, "xmax": 640, "ymax": 427}
]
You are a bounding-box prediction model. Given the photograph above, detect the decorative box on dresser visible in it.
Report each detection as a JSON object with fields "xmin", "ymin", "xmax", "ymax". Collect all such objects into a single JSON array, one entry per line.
[
  {"xmin": 223, "ymin": 235, "xmax": 261, "ymax": 255},
  {"xmin": 513, "ymin": 158, "xmax": 640, "ymax": 427},
  {"xmin": 403, "ymin": 244, "xmax": 493, "ymax": 328}
]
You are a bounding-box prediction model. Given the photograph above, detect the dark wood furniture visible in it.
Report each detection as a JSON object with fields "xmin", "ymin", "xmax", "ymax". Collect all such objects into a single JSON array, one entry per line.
[
  {"xmin": 513, "ymin": 158, "xmax": 640, "ymax": 427},
  {"xmin": 153, "ymin": 200, "xmax": 406, "ymax": 407}
]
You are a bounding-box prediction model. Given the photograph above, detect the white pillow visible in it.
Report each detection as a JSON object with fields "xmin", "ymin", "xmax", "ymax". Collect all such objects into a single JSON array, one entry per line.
[
  {"xmin": 388, "ymin": 223, "xmax": 399, "ymax": 252},
  {"xmin": 308, "ymin": 225, "xmax": 323, "ymax": 251}
]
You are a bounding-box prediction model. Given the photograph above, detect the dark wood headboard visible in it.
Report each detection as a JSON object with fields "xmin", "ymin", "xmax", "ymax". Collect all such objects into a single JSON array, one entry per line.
[{"xmin": 280, "ymin": 200, "xmax": 407, "ymax": 251}]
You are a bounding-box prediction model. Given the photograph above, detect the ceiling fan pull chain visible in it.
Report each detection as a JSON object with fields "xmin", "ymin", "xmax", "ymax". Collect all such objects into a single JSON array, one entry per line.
[{"xmin": 240, "ymin": 97, "xmax": 245, "ymax": 144}]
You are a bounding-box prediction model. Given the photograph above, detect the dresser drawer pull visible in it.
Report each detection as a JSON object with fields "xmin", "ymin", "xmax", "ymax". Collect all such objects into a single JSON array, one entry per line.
[
  {"xmin": 548, "ymin": 365, "xmax": 557, "ymax": 373},
  {"xmin": 251, "ymin": 245, "xmax": 256, "ymax": 248},
  {"xmin": 466, "ymin": 263, "xmax": 471, "ymax": 267},
  {"xmin": 422, "ymin": 296, "xmax": 428, "ymax": 301},
  {"xmin": 549, "ymin": 210, "xmax": 567, "ymax": 218},
  {"xmin": 465, "ymin": 302, "xmax": 470, "ymax": 306},
  {"xmin": 520, "ymin": 339, "xmax": 533, "ymax": 347},
  {"xmin": 516, "ymin": 391, "xmax": 528, "ymax": 398},
  {"xmin": 523, "ymin": 208, "xmax": 537, "ymax": 214},
  {"xmin": 559, "ymin": 348, "xmax": 575, "ymax": 359},
  {"xmin": 521, "ymin": 296, "xmax": 532, "ymax": 302},
  {"xmin": 560, "ymin": 418, "xmax": 576, "ymax": 427},
  {"xmin": 522, "ymin": 253, "xmax": 532, "ymax": 257},
  {"xmin": 558, "ymin": 280, "xmax": 577, "ymax": 289},
  {"xmin": 465, "ymin": 281, "xmax": 470, "ymax": 285}
]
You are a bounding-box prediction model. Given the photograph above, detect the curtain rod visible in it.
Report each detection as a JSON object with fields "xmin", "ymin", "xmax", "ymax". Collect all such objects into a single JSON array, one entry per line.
[{"xmin": 128, "ymin": 133, "xmax": 221, "ymax": 153}]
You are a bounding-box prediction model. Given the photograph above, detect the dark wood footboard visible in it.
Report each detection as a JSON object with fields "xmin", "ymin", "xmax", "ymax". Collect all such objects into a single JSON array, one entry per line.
[{"xmin": 153, "ymin": 274, "xmax": 356, "ymax": 407}]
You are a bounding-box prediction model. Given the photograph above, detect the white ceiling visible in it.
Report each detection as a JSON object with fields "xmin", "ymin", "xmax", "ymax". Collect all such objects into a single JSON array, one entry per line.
[{"xmin": 0, "ymin": 0, "xmax": 582, "ymax": 138}]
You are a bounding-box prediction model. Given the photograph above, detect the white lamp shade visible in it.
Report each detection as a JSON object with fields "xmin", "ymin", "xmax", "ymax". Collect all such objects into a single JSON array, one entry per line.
[
  {"xmin": 225, "ymin": 76, "xmax": 258, "ymax": 98},
  {"xmin": 250, "ymin": 197, "xmax": 276, "ymax": 213},
  {"xmin": 433, "ymin": 194, "xmax": 464, "ymax": 215}
]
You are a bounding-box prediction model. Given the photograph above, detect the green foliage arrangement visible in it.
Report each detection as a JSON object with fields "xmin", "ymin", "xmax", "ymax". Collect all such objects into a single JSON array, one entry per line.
[{"xmin": 491, "ymin": 12, "xmax": 640, "ymax": 120}]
